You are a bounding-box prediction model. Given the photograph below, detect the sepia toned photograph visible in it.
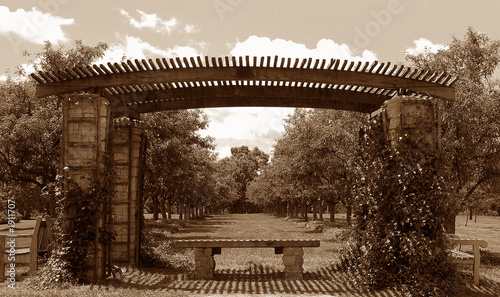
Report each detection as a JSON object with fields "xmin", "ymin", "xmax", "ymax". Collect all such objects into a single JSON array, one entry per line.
[{"xmin": 0, "ymin": 0, "xmax": 499, "ymax": 296}]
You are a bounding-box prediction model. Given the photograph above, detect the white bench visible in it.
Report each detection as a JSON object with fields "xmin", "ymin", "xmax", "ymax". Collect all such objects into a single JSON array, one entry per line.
[
  {"xmin": 448, "ymin": 237, "xmax": 488, "ymax": 286},
  {"xmin": 172, "ymin": 239, "xmax": 320, "ymax": 280}
]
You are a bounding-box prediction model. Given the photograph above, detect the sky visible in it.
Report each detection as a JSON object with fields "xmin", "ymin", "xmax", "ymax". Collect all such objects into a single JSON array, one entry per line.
[{"xmin": 1, "ymin": 0, "xmax": 500, "ymax": 158}]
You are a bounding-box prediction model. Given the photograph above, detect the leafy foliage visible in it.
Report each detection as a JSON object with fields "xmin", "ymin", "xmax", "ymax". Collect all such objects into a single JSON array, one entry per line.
[
  {"xmin": 0, "ymin": 40, "xmax": 108, "ymax": 218},
  {"xmin": 142, "ymin": 110, "xmax": 216, "ymax": 220},
  {"xmin": 406, "ymin": 27, "xmax": 500, "ymax": 217},
  {"xmin": 340, "ymin": 119, "xmax": 460, "ymax": 296},
  {"xmin": 220, "ymin": 146, "xmax": 269, "ymax": 213},
  {"xmin": 247, "ymin": 108, "xmax": 363, "ymax": 220}
]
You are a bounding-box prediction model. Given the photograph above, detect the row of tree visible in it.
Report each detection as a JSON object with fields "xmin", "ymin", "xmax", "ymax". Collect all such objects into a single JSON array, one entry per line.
[{"xmin": 247, "ymin": 27, "xmax": 500, "ymax": 222}]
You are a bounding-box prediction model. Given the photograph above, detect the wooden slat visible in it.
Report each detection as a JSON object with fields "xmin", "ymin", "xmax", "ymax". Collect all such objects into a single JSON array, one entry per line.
[
  {"xmin": 333, "ymin": 59, "xmax": 341, "ymax": 70},
  {"xmin": 113, "ymin": 63, "xmax": 125, "ymax": 73},
  {"xmin": 388, "ymin": 64, "xmax": 399, "ymax": 76},
  {"xmin": 211, "ymin": 57, "xmax": 217, "ymax": 67},
  {"xmin": 205, "ymin": 56, "xmax": 211, "ymax": 67},
  {"xmin": 197, "ymin": 56, "xmax": 204, "ymax": 67},
  {"xmin": 225, "ymin": 56, "xmax": 231, "ymax": 67},
  {"xmin": 93, "ymin": 65, "xmax": 106, "ymax": 75},
  {"xmin": 354, "ymin": 61, "xmax": 363, "ymax": 71},
  {"xmin": 99, "ymin": 64, "xmax": 112, "ymax": 75},
  {"xmin": 156, "ymin": 58, "xmax": 165, "ymax": 70},
  {"xmin": 61, "ymin": 69, "xmax": 76, "ymax": 79},
  {"xmin": 184, "ymin": 57, "xmax": 191, "ymax": 68},
  {"xmin": 346, "ymin": 61, "xmax": 355, "ymax": 71},
  {"xmin": 30, "ymin": 73, "xmax": 45, "ymax": 83},
  {"xmin": 127, "ymin": 60, "xmax": 139, "ymax": 72},
  {"xmin": 148, "ymin": 59, "xmax": 157, "ymax": 71},
  {"xmin": 375, "ymin": 63, "xmax": 385, "ymax": 74},
  {"xmin": 313, "ymin": 59, "xmax": 320, "ymax": 69},
  {"xmin": 86, "ymin": 65, "xmax": 99, "ymax": 76},
  {"xmin": 340, "ymin": 60, "xmax": 348, "ymax": 71},
  {"xmin": 369, "ymin": 61, "xmax": 378, "ymax": 73},
  {"xmin": 360, "ymin": 61, "xmax": 369, "ymax": 72},
  {"xmin": 400, "ymin": 67, "xmax": 411, "ymax": 78},
  {"xmin": 435, "ymin": 72, "xmax": 447, "ymax": 83},
  {"xmin": 320, "ymin": 59, "xmax": 326, "ymax": 70},
  {"xmin": 162, "ymin": 58, "xmax": 171, "ymax": 69},
  {"xmin": 106, "ymin": 63, "xmax": 118, "ymax": 74},
  {"xmin": 175, "ymin": 57, "xmax": 183, "ymax": 68},
  {"xmin": 326, "ymin": 59, "xmax": 335, "ymax": 69},
  {"xmin": 133, "ymin": 59, "xmax": 144, "ymax": 71},
  {"xmin": 187, "ymin": 57, "xmax": 195, "ymax": 68},
  {"xmin": 408, "ymin": 68, "xmax": 420, "ymax": 79},
  {"xmin": 300, "ymin": 58, "xmax": 307, "ymax": 68}
]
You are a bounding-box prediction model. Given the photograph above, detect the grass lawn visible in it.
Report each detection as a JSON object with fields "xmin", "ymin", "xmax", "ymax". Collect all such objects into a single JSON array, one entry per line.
[{"xmin": 1, "ymin": 214, "xmax": 499, "ymax": 296}]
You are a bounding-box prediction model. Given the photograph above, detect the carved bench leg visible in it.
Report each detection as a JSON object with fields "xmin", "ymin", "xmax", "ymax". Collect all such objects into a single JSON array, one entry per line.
[
  {"xmin": 194, "ymin": 248, "xmax": 215, "ymax": 279},
  {"xmin": 282, "ymin": 247, "xmax": 304, "ymax": 280}
]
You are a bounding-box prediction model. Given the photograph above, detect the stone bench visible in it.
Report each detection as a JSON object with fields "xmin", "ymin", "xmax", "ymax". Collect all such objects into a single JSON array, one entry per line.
[
  {"xmin": 448, "ymin": 237, "xmax": 488, "ymax": 286},
  {"xmin": 172, "ymin": 239, "xmax": 320, "ymax": 280}
]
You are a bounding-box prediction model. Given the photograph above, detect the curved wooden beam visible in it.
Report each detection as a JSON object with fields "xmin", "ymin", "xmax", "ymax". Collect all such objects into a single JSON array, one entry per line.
[{"xmin": 110, "ymin": 85, "xmax": 387, "ymax": 115}]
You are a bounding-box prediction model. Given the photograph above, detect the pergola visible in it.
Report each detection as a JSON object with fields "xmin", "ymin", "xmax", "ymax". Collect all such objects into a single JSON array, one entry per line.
[
  {"xmin": 32, "ymin": 56, "xmax": 454, "ymax": 281},
  {"xmin": 32, "ymin": 56, "xmax": 455, "ymax": 117}
]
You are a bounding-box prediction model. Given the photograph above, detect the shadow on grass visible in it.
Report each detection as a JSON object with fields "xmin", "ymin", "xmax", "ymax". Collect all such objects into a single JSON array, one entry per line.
[
  {"xmin": 105, "ymin": 264, "xmax": 404, "ymax": 296},
  {"xmin": 105, "ymin": 263, "xmax": 500, "ymax": 297}
]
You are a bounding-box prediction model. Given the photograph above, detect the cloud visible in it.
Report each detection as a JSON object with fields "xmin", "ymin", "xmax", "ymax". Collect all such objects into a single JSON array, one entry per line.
[
  {"xmin": 199, "ymin": 107, "xmax": 295, "ymax": 159},
  {"xmin": 0, "ymin": 6, "xmax": 73, "ymax": 44},
  {"xmin": 0, "ymin": 75, "xmax": 7, "ymax": 82},
  {"xmin": 230, "ymin": 36, "xmax": 377, "ymax": 62},
  {"xmin": 119, "ymin": 9, "xmax": 199, "ymax": 35},
  {"xmin": 96, "ymin": 35, "xmax": 204, "ymax": 64},
  {"xmin": 405, "ymin": 38, "xmax": 448, "ymax": 55}
]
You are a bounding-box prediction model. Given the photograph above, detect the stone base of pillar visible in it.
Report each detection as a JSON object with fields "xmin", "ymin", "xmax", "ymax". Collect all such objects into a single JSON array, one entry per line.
[
  {"xmin": 282, "ymin": 247, "xmax": 304, "ymax": 280},
  {"xmin": 194, "ymin": 248, "xmax": 215, "ymax": 279}
]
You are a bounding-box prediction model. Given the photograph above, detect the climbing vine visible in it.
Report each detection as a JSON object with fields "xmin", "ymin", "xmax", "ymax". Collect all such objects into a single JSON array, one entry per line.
[
  {"xmin": 340, "ymin": 118, "xmax": 460, "ymax": 296},
  {"xmin": 36, "ymin": 154, "xmax": 116, "ymax": 285}
]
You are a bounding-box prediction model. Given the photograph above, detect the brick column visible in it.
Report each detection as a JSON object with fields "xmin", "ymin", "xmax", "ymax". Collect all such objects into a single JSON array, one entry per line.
[
  {"xmin": 194, "ymin": 248, "xmax": 216, "ymax": 279},
  {"xmin": 111, "ymin": 118, "xmax": 145, "ymax": 266},
  {"xmin": 282, "ymin": 247, "xmax": 304, "ymax": 280},
  {"xmin": 61, "ymin": 94, "xmax": 112, "ymax": 281}
]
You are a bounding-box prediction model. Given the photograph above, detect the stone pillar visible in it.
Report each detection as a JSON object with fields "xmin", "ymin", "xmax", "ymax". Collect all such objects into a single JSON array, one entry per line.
[
  {"xmin": 382, "ymin": 95, "xmax": 456, "ymax": 232},
  {"xmin": 61, "ymin": 94, "xmax": 112, "ymax": 281},
  {"xmin": 110, "ymin": 118, "xmax": 145, "ymax": 266},
  {"xmin": 382, "ymin": 95, "xmax": 442, "ymax": 153},
  {"xmin": 194, "ymin": 248, "xmax": 216, "ymax": 279},
  {"xmin": 282, "ymin": 247, "xmax": 304, "ymax": 280}
]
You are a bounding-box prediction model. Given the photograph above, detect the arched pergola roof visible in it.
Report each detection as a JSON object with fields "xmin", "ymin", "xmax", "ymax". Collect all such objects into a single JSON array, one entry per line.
[{"xmin": 32, "ymin": 56, "xmax": 455, "ymax": 118}]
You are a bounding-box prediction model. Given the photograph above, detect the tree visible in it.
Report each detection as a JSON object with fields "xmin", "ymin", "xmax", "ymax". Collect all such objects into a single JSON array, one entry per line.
[
  {"xmin": 250, "ymin": 108, "xmax": 363, "ymax": 222},
  {"xmin": 0, "ymin": 41, "xmax": 108, "ymax": 218},
  {"xmin": 406, "ymin": 27, "xmax": 500, "ymax": 219},
  {"xmin": 221, "ymin": 146, "xmax": 269, "ymax": 213},
  {"xmin": 142, "ymin": 110, "xmax": 215, "ymax": 220}
]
